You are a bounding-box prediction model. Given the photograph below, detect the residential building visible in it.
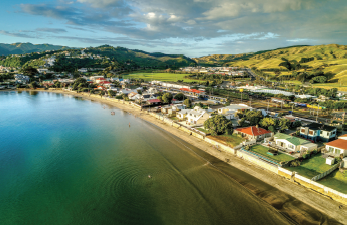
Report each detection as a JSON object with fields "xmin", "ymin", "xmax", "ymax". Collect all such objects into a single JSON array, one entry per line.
[
  {"xmin": 177, "ymin": 109, "xmax": 192, "ymax": 120},
  {"xmin": 186, "ymin": 106, "xmax": 213, "ymax": 125},
  {"xmin": 78, "ymin": 68, "xmax": 88, "ymax": 73},
  {"xmin": 325, "ymin": 135, "xmax": 347, "ymax": 157},
  {"xmin": 234, "ymin": 126, "xmax": 272, "ymax": 141},
  {"xmin": 299, "ymin": 123, "xmax": 337, "ymax": 142},
  {"xmin": 217, "ymin": 104, "xmax": 253, "ymax": 119},
  {"xmin": 14, "ymin": 74, "xmax": 30, "ymax": 84},
  {"xmin": 273, "ymin": 133, "xmax": 318, "ymax": 152}
]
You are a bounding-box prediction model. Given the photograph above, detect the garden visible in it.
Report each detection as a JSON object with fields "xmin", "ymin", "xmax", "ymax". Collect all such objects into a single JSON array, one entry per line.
[{"xmin": 248, "ymin": 145, "xmax": 295, "ymax": 162}]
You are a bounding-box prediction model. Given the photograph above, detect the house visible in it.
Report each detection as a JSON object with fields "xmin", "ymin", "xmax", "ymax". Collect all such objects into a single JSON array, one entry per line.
[
  {"xmin": 186, "ymin": 106, "xmax": 213, "ymax": 125},
  {"xmin": 78, "ymin": 68, "xmax": 88, "ymax": 73},
  {"xmin": 14, "ymin": 74, "xmax": 30, "ymax": 84},
  {"xmin": 128, "ymin": 92, "xmax": 138, "ymax": 99},
  {"xmin": 273, "ymin": 133, "xmax": 318, "ymax": 152},
  {"xmin": 147, "ymin": 99, "xmax": 161, "ymax": 105},
  {"xmin": 96, "ymin": 78, "xmax": 106, "ymax": 84},
  {"xmin": 217, "ymin": 104, "xmax": 253, "ymax": 119},
  {"xmin": 325, "ymin": 135, "xmax": 347, "ymax": 157},
  {"xmin": 234, "ymin": 126, "xmax": 272, "ymax": 141},
  {"xmin": 299, "ymin": 123, "xmax": 337, "ymax": 142},
  {"xmin": 177, "ymin": 109, "xmax": 191, "ymax": 120}
]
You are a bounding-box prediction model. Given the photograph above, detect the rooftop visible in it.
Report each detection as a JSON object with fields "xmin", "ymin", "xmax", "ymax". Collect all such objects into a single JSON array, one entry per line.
[
  {"xmin": 235, "ymin": 126, "xmax": 271, "ymax": 136},
  {"xmin": 326, "ymin": 139, "xmax": 347, "ymax": 150},
  {"xmin": 274, "ymin": 133, "xmax": 309, "ymax": 146},
  {"xmin": 302, "ymin": 123, "xmax": 336, "ymax": 131}
]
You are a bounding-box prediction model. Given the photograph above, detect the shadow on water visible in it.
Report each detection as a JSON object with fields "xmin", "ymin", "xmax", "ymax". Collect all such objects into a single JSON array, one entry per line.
[{"xmin": 145, "ymin": 122, "xmax": 342, "ymax": 225}]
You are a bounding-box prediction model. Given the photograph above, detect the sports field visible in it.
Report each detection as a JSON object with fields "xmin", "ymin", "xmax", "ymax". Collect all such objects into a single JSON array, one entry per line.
[{"xmin": 123, "ymin": 73, "xmax": 198, "ymax": 82}]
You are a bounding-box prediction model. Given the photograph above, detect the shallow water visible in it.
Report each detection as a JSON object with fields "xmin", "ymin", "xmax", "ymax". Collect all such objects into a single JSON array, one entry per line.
[{"xmin": 0, "ymin": 91, "xmax": 339, "ymax": 225}]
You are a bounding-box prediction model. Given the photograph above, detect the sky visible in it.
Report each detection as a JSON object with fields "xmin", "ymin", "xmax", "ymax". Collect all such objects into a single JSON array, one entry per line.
[{"xmin": 0, "ymin": 0, "xmax": 346, "ymax": 57}]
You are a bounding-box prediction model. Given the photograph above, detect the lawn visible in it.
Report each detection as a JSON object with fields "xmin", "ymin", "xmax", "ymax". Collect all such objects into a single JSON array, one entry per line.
[
  {"xmin": 196, "ymin": 128, "xmax": 210, "ymax": 134},
  {"xmin": 123, "ymin": 72, "xmax": 198, "ymax": 83},
  {"xmin": 213, "ymin": 134, "xmax": 245, "ymax": 147},
  {"xmin": 287, "ymin": 153, "xmax": 333, "ymax": 178},
  {"xmin": 317, "ymin": 170, "xmax": 347, "ymax": 194},
  {"xmin": 249, "ymin": 145, "xmax": 295, "ymax": 162}
]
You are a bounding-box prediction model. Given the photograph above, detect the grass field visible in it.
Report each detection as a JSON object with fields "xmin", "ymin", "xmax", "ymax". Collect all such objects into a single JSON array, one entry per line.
[
  {"xmin": 287, "ymin": 153, "xmax": 333, "ymax": 178},
  {"xmin": 124, "ymin": 73, "xmax": 198, "ymax": 82},
  {"xmin": 250, "ymin": 145, "xmax": 295, "ymax": 162},
  {"xmin": 318, "ymin": 170, "xmax": 347, "ymax": 194},
  {"xmin": 214, "ymin": 134, "xmax": 244, "ymax": 147},
  {"xmin": 197, "ymin": 128, "xmax": 211, "ymax": 134}
]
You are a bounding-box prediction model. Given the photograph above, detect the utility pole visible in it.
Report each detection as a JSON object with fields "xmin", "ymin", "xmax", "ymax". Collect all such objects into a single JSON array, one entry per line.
[
  {"xmin": 316, "ymin": 105, "xmax": 319, "ymax": 122},
  {"xmin": 267, "ymin": 100, "xmax": 269, "ymax": 114}
]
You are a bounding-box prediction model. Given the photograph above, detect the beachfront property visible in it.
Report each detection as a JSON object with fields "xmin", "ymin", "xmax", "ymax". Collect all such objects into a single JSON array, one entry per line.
[
  {"xmin": 273, "ymin": 133, "xmax": 318, "ymax": 152},
  {"xmin": 299, "ymin": 123, "xmax": 337, "ymax": 142},
  {"xmin": 234, "ymin": 126, "xmax": 272, "ymax": 141},
  {"xmin": 325, "ymin": 135, "xmax": 347, "ymax": 157},
  {"xmin": 217, "ymin": 104, "xmax": 253, "ymax": 119},
  {"xmin": 185, "ymin": 106, "xmax": 213, "ymax": 125}
]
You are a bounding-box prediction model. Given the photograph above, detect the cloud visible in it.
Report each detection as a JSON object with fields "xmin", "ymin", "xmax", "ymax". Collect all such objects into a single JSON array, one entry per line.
[
  {"xmin": 0, "ymin": 30, "xmax": 35, "ymax": 38},
  {"xmin": 36, "ymin": 28, "xmax": 67, "ymax": 33},
  {"xmin": 16, "ymin": 0, "xmax": 347, "ymax": 56}
]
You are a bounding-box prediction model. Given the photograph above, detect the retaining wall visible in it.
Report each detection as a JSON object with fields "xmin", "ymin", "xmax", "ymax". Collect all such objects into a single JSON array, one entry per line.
[
  {"xmin": 236, "ymin": 151, "xmax": 279, "ymax": 174},
  {"xmin": 277, "ymin": 168, "xmax": 347, "ymax": 205}
]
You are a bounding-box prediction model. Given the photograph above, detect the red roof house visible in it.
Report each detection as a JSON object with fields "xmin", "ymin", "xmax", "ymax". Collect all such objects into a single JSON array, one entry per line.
[
  {"xmin": 147, "ymin": 99, "xmax": 161, "ymax": 105},
  {"xmin": 234, "ymin": 126, "xmax": 272, "ymax": 141}
]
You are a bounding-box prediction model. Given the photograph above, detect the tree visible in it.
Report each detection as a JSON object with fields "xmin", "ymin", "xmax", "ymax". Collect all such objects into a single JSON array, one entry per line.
[
  {"xmin": 162, "ymin": 93, "xmax": 173, "ymax": 103},
  {"xmin": 108, "ymin": 90, "xmax": 116, "ymax": 97},
  {"xmin": 244, "ymin": 111, "xmax": 263, "ymax": 126},
  {"xmin": 204, "ymin": 115, "xmax": 233, "ymax": 136},
  {"xmin": 260, "ymin": 117, "xmax": 276, "ymax": 129},
  {"xmin": 174, "ymin": 92, "xmax": 186, "ymax": 101},
  {"xmin": 73, "ymin": 78, "xmax": 87, "ymax": 90},
  {"xmin": 278, "ymin": 118, "xmax": 291, "ymax": 131},
  {"xmin": 183, "ymin": 99, "xmax": 192, "ymax": 108},
  {"xmin": 21, "ymin": 66, "xmax": 38, "ymax": 76},
  {"xmin": 293, "ymin": 121, "xmax": 302, "ymax": 128},
  {"xmin": 137, "ymin": 90, "xmax": 142, "ymax": 95},
  {"xmin": 29, "ymin": 81, "xmax": 37, "ymax": 89}
]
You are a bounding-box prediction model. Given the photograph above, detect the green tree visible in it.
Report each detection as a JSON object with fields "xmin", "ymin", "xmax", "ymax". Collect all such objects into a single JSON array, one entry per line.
[
  {"xmin": 21, "ymin": 66, "xmax": 38, "ymax": 76},
  {"xmin": 183, "ymin": 99, "xmax": 192, "ymax": 108},
  {"xmin": 244, "ymin": 111, "xmax": 263, "ymax": 126},
  {"xmin": 162, "ymin": 93, "xmax": 173, "ymax": 103},
  {"xmin": 204, "ymin": 115, "xmax": 233, "ymax": 136},
  {"xmin": 260, "ymin": 117, "xmax": 276, "ymax": 129},
  {"xmin": 174, "ymin": 92, "xmax": 186, "ymax": 101},
  {"xmin": 108, "ymin": 90, "xmax": 116, "ymax": 97},
  {"xmin": 278, "ymin": 118, "xmax": 291, "ymax": 131},
  {"xmin": 29, "ymin": 81, "xmax": 37, "ymax": 89}
]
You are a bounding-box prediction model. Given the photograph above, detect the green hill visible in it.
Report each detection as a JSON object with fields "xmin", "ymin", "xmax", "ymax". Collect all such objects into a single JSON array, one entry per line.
[
  {"xmin": 0, "ymin": 43, "xmax": 71, "ymax": 56},
  {"xmin": 195, "ymin": 44, "xmax": 347, "ymax": 90},
  {"xmin": 0, "ymin": 44, "xmax": 196, "ymax": 72}
]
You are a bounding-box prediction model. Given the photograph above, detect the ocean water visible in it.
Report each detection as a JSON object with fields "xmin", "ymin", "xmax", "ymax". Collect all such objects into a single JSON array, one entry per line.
[{"xmin": 0, "ymin": 91, "xmax": 337, "ymax": 225}]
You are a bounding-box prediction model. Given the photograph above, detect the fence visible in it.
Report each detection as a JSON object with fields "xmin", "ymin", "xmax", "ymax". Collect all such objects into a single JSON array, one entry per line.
[
  {"xmin": 240, "ymin": 147, "xmax": 282, "ymax": 166},
  {"xmin": 311, "ymin": 162, "xmax": 341, "ymax": 181}
]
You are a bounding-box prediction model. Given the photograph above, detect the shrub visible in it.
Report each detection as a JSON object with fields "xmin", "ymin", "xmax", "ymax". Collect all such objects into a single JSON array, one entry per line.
[
  {"xmin": 245, "ymin": 145, "xmax": 250, "ymax": 150},
  {"xmin": 312, "ymin": 149, "xmax": 317, "ymax": 154},
  {"xmin": 291, "ymin": 160, "xmax": 301, "ymax": 167}
]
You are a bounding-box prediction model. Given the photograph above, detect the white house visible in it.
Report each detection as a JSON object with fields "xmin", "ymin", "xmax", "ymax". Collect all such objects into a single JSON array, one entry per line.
[
  {"xmin": 78, "ymin": 68, "xmax": 88, "ymax": 73},
  {"xmin": 325, "ymin": 134, "xmax": 347, "ymax": 157},
  {"xmin": 185, "ymin": 106, "xmax": 213, "ymax": 125},
  {"xmin": 217, "ymin": 104, "xmax": 253, "ymax": 119},
  {"xmin": 273, "ymin": 133, "xmax": 318, "ymax": 152},
  {"xmin": 14, "ymin": 74, "xmax": 30, "ymax": 84}
]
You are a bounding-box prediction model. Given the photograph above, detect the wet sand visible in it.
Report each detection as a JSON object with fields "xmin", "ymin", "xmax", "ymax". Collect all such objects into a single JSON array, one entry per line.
[{"xmin": 13, "ymin": 89, "xmax": 347, "ymax": 224}]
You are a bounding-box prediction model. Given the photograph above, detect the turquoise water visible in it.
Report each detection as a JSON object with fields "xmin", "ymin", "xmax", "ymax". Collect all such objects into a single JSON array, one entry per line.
[{"xmin": 0, "ymin": 91, "xmax": 337, "ymax": 225}]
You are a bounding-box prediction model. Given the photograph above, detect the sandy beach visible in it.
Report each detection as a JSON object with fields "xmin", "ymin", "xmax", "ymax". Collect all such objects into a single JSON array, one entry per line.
[{"xmin": 11, "ymin": 89, "xmax": 347, "ymax": 224}]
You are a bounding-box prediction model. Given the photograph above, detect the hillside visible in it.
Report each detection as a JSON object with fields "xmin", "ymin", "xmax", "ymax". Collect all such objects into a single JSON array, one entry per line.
[
  {"xmin": 196, "ymin": 44, "xmax": 347, "ymax": 89},
  {"xmin": 0, "ymin": 43, "xmax": 71, "ymax": 56},
  {"xmin": 0, "ymin": 44, "xmax": 196, "ymax": 72}
]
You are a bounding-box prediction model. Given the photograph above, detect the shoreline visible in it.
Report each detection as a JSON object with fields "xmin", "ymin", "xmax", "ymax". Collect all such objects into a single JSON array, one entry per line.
[{"xmin": 9, "ymin": 89, "xmax": 347, "ymax": 224}]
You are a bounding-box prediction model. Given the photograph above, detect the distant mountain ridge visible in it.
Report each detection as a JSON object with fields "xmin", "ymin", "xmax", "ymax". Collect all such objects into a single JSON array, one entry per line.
[{"xmin": 0, "ymin": 43, "xmax": 71, "ymax": 56}]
